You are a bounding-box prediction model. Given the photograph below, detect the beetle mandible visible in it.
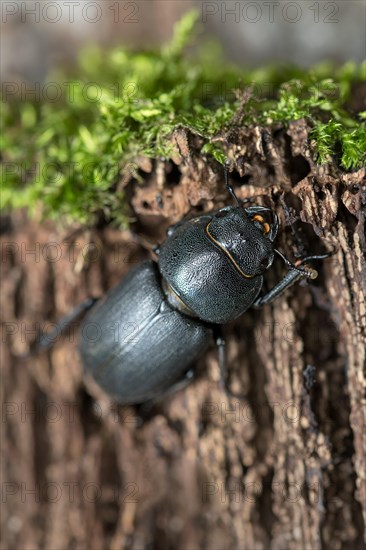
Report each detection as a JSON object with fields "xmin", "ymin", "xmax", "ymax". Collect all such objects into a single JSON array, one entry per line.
[{"xmin": 40, "ymin": 162, "xmax": 328, "ymax": 404}]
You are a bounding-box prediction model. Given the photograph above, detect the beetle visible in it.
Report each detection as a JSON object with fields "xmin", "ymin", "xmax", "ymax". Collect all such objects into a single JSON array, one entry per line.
[{"xmin": 39, "ymin": 162, "xmax": 328, "ymax": 404}]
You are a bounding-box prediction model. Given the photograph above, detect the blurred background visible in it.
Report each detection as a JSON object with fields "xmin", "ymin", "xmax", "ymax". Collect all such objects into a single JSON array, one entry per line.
[{"xmin": 1, "ymin": 0, "xmax": 365, "ymax": 87}]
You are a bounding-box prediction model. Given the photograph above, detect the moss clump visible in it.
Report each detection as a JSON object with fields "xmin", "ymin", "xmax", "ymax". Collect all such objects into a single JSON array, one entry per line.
[{"xmin": 2, "ymin": 10, "xmax": 365, "ymax": 227}]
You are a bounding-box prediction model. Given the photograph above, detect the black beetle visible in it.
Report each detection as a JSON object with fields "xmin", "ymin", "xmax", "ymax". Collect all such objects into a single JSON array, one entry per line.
[{"xmin": 40, "ymin": 163, "xmax": 327, "ymax": 404}]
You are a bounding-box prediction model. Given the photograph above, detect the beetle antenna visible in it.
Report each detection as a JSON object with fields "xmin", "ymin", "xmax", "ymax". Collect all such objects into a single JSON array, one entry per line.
[{"xmin": 224, "ymin": 159, "xmax": 240, "ymax": 207}]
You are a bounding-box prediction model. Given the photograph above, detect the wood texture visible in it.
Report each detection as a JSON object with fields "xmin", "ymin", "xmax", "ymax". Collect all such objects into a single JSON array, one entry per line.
[{"xmin": 1, "ymin": 120, "xmax": 365, "ymax": 549}]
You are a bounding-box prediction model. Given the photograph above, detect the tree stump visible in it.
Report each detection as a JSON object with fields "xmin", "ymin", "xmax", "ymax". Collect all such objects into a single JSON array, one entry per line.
[{"xmin": 2, "ymin": 120, "xmax": 365, "ymax": 549}]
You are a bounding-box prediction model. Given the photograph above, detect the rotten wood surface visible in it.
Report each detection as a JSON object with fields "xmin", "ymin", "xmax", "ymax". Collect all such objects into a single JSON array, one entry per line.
[{"xmin": 1, "ymin": 120, "xmax": 365, "ymax": 549}]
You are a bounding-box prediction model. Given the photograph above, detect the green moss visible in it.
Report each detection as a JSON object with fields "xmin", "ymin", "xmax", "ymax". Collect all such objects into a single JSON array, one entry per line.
[{"xmin": 2, "ymin": 10, "xmax": 365, "ymax": 227}]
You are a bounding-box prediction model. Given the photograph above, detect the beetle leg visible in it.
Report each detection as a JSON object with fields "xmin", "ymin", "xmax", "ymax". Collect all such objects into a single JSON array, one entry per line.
[
  {"xmin": 214, "ymin": 329, "xmax": 227, "ymax": 392},
  {"xmin": 214, "ymin": 327, "xmax": 244, "ymax": 399},
  {"xmin": 224, "ymin": 159, "xmax": 241, "ymax": 206},
  {"xmin": 38, "ymin": 297, "xmax": 99, "ymax": 351},
  {"xmin": 253, "ymin": 254, "xmax": 328, "ymax": 308},
  {"xmin": 135, "ymin": 369, "xmax": 195, "ymax": 417},
  {"xmin": 158, "ymin": 368, "xmax": 195, "ymax": 399},
  {"xmin": 253, "ymin": 269, "xmax": 309, "ymax": 307}
]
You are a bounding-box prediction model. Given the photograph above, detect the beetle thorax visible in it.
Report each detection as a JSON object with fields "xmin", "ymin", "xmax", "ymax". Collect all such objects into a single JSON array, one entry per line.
[{"xmin": 157, "ymin": 207, "xmax": 275, "ymax": 324}]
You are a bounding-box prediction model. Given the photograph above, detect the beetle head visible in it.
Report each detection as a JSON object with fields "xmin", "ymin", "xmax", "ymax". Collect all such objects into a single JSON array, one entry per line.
[
  {"xmin": 206, "ymin": 206, "xmax": 278, "ymax": 278},
  {"xmin": 243, "ymin": 205, "xmax": 279, "ymax": 242}
]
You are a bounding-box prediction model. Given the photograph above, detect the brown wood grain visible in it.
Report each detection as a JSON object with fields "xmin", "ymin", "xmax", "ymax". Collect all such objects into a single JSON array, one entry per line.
[{"xmin": 1, "ymin": 120, "xmax": 365, "ymax": 549}]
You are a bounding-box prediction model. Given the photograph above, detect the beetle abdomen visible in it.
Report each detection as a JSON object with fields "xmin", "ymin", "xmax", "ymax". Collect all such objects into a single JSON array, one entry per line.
[{"xmin": 79, "ymin": 261, "xmax": 212, "ymax": 404}]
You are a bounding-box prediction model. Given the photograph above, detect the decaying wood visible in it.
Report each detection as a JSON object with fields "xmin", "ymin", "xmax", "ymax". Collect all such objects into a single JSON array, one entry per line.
[{"xmin": 1, "ymin": 119, "xmax": 365, "ymax": 549}]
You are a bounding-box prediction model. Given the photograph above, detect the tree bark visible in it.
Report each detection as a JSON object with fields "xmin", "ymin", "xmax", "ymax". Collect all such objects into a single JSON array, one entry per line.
[{"xmin": 2, "ymin": 120, "xmax": 365, "ymax": 549}]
